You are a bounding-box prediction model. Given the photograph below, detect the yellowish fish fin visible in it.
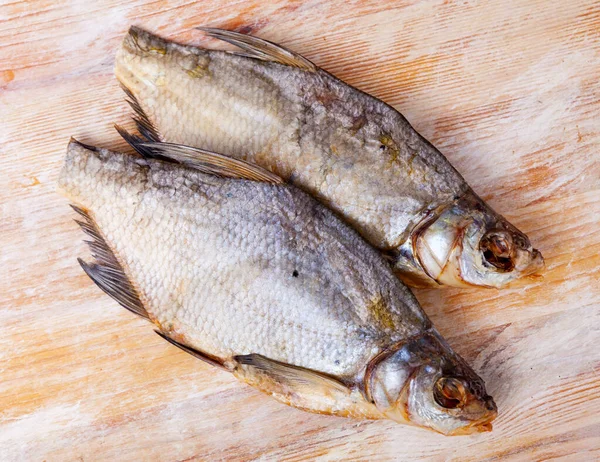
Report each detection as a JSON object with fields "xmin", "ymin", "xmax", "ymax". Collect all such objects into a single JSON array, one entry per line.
[
  {"xmin": 234, "ymin": 354, "xmax": 350, "ymax": 395},
  {"xmin": 155, "ymin": 331, "xmax": 227, "ymax": 370},
  {"xmin": 233, "ymin": 354, "xmax": 384, "ymax": 419},
  {"xmin": 120, "ymin": 132, "xmax": 284, "ymax": 184},
  {"xmin": 118, "ymin": 82, "xmax": 162, "ymax": 142},
  {"xmin": 197, "ymin": 27, "xmax": 317, "ymax": 72},
  {"xmin": 72, "ymin": 204, "xmax": 148, "ymax": 319}
]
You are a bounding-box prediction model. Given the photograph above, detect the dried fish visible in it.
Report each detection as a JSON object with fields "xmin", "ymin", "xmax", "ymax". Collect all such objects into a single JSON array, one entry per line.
[
  {"xmin": 58, "ymin": 137, "xmax": 496, "ymax": 435},
  {"xmin": 115, "ymin": 26, "xmax": 544, "ymax": 288}
]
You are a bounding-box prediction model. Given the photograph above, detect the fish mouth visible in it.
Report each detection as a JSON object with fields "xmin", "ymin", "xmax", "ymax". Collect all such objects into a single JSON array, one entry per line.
[
  {"xmin": 471, "ymin": 410, "xmax": 498, "ymax": 434},
  {"xmin": 444, "ymin": 396, "xmax": 498, "ymax": 436},
  {"xmin": 476, "ymin": 422, "xmax": 493, "ymax": 432},
  {"xmin": 508, "ymin": 247, "xmax": 545, "ymax": 281},
  {"xmin": 525, "ymin": 248, "xmax": 545, "ymax": 274},
  {"xmin": 445, "ymin": 414, "xmax": 497, "ymax": 436}
]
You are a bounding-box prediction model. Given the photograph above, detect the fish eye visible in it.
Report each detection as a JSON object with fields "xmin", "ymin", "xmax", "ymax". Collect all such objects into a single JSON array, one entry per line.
[
  {"xmin": 480, "ymin": 230, "xmax": 514, "ymax": 271},
  {"xmin": 434, "ymin": 377, "xmax": 467, "ymax": 409}
]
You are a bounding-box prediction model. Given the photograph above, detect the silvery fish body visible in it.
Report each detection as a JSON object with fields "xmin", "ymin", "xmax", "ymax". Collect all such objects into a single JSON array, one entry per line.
[
  {"xmin": 115, "ymin": 27, "xmax": 544, "ymax": 288},
  {"xmin": 58, "ymin": 139, "xmax": 496, "ymax": 435}
]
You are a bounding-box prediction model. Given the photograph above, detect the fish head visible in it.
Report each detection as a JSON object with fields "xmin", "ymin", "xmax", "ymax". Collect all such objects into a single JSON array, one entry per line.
[
  {"xmin": 368, "ymin": 331, "xmax": 497, "ymax": 435},
  {"xmin": 413, "ymin": 191, "xmax": 544, "ymax": 288}
]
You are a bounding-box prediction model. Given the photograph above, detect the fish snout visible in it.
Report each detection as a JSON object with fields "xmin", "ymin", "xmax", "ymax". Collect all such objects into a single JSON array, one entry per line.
[
  {"xmin": 480, "ymin": 228, "xmax": 544, "ymax": 278},
  {"xmin": 455, "ymin": 397, "xmax": 498, "ymax": 435},
  {"xmin": 529, "ymin": 248, "xmax": 545, "ymax": 272},
  {"xmin": 484, "ymin": 395, "xmax": 497, "ymax": 413},
  {"xmin": 514, "ymin": 245, "xmax": 545, "ymax": 276}
]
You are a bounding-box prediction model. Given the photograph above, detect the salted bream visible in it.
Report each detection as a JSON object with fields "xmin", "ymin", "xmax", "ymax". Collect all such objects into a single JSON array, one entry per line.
[
  {"xmin": 114, "ymin": 26, "xmax": 544, "ymax": 288},
  {"xmin": 58, "ymin": 136, "xmax": 497, "ymax": 435}
]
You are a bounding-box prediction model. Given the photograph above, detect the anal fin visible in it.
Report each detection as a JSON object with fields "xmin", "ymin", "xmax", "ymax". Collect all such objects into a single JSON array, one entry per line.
[
  {"xmin": 72, "ymin": 205, "xmax": 148, "ymax": 320},
  {"xmin": 155, "ymin": 330, "xmax": 227, "ymax": 370}
]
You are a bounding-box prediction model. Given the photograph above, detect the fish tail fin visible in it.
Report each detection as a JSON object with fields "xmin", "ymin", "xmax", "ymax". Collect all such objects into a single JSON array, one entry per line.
[
  {"xmin": 71, "ymin": 204, "xmax": 149, "ymax": 320},
  {"xmin": 121, "ymin": 26, "xmax": 173, "ymax": 60},
  {"xmin": 116, "ymin": 26, "xmax": 172, "ymax": 143},
  {"xmin": 117, "ymin": 81, "xmax": 161, "ymax": 143}
]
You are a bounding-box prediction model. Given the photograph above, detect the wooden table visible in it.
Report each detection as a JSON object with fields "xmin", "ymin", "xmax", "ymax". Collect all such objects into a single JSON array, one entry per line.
[{"xmin": 2, "ymin": 1, "xmax": 599, "ymax": 460}]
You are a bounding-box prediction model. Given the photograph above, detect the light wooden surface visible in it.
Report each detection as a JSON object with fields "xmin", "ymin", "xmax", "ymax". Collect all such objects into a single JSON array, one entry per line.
[{"xmin": 2, "ymin": 0, "xmax": 599, "ymax": 460}]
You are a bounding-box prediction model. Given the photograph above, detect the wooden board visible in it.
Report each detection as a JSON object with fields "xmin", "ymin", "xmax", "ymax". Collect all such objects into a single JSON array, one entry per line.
[{"xmin": 2, "ymin": 0, "xmax": 599, "ymax": 460}]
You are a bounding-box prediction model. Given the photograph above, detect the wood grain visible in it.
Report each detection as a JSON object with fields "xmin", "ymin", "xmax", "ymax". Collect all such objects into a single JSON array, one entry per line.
[{"xmin": 1, "ymin": 0, "xmax": 599, "ymax": 460}]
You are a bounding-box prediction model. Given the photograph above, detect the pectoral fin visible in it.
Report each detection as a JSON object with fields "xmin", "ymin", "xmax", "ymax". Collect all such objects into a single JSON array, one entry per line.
[
  {"xmin": 234, "ymin": 354, "xmax": 349, "ymax": 395},
  {"xmin": 232, "ymin": 354, "xmax": 381, "ymax": 419}
]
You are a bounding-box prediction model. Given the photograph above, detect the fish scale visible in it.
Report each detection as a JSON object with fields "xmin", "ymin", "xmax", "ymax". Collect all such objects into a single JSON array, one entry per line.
[{"xmin": 61, "ymin": 142, "xmax": 406, "ymax": 374}]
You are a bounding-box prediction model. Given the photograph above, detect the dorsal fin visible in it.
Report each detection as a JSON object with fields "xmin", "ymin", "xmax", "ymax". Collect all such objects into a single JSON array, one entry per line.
[
  {"xmin": 117, "ymin": 128, "xmax": 284, "ymax": 184},
  {"xmin": 197, "ymin": 27, "xmax": 317, "ymax": 72},
  {"xmin": 141, "ymin": 142, "xmax": 285, "ymax": 184},
  {"xmin": 72, "ymin": 205, "xmax": 149, "ymax": 320}
]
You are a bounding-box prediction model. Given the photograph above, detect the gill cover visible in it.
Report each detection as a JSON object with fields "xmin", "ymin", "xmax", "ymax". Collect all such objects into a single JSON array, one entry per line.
[{"xmin": 414, "ymin": 191, "xmax": 544, "ymax": 288}]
